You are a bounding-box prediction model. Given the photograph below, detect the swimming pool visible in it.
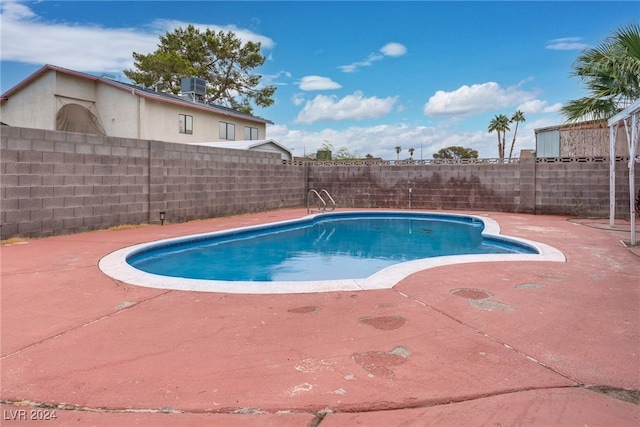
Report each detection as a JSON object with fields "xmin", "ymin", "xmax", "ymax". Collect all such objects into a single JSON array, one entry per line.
[{"xmin": 99, "ymin": 211, "xmax": 565, "ymax": 294}]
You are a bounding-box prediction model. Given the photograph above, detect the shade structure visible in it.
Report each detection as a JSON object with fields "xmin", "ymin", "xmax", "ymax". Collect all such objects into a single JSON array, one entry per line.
[{"xmin": 608, "ymin": 99, "xmax": 640, "ymax": 245}]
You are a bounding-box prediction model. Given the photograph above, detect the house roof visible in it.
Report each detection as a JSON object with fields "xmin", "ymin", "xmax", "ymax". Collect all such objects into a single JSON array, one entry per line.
[
  {"xmin": 0, "ymin": 64, "xmax": 273, "ymax": 125},
  {"xmin": 534, "ymin": 119, "xmax": 608, "ymax": 134},
  {"xmin": 194, "ymin": 139, "xmax": 292, "ymax": 159}
]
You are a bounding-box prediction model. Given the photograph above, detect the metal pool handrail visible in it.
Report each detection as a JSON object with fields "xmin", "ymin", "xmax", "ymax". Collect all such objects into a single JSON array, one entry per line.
[{"xmin": 307, "ymin": 189, "xmax": 336, "ymax": 213}]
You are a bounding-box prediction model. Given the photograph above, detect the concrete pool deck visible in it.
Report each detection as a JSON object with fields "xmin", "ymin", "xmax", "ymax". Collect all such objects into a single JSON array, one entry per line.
[{"xmin": 1, "ymin": 209, "xmax": 638, "ymax": 426}]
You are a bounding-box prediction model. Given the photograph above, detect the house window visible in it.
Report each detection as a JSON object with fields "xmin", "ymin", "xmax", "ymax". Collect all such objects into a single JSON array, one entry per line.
[
  {"xmin": 219, "ymin": 122, "xmax": 235, "ymax": 140},
  {"xmin": 179, "ymin": 114, "xmax": 193, "ymax": 134},
  {"xmin": 244, "ymin": 126, "xmax": 259, "ymax": 140}
]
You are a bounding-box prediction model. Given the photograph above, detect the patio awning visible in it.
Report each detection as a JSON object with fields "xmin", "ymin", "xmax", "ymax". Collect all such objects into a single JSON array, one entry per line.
[{"xmin": 608, "ymin": 99, "xmax": 640, "ymax": 245}]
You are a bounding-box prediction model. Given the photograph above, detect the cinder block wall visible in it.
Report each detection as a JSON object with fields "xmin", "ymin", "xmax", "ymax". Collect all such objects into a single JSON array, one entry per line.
[
  {"xmin": 307, "ymin": 158, "xmax": 638, "ymax": 217},
  {"xmin": 148, "ymin": 140, "xmax": 306, "ymax": 223},
  {"xmin": 307, "ymin": 162, "xmax": 526, "ymax": 212},
  {"xmin": 1, "ymin": 127, "xmax": 151, "ymax": 238},
  {"xmin": 1, "ymin": 127, "xmax": 306, "ymax": 239},
  {"xmin": 534, "ymin": 160, "xmax": 618, "ymax": 217},
  {"xmin": 1, "ymin": 126, "xmax": 637, "ymax": 240}
]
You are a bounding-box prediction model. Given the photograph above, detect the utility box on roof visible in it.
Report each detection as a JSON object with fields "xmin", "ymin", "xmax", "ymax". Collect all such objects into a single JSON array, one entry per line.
[{"xmin": 181, "ymin": 77, "xmax": 206, "ymax": 96}]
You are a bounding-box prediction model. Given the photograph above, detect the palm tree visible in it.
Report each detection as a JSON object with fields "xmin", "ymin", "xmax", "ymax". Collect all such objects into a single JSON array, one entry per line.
[
  {"xmin": 395, "ymin": 146, "xmax": 402, "ymax": 160},
  {"xmin": 408, "ymin": 148, "xmax": 415, "ymax": 160},
  {"xmin": 562, "ymin": 23, "xmax": 640, "ymax": 122},
  {"xmin": 508, "ymin": 110, "xmax": 526, "ymax": 161},
  {"xmin": 488, "ymin": 114, "xmax": 510, "ymax": 162}
]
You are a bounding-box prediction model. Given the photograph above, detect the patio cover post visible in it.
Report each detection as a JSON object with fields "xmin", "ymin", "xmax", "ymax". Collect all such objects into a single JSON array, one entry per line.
[
  {"xmin": 628, "ymin": 113, "xmax": 637, "ymax": 245},
  {"xmin": 608, "ymin": 99, "xmax": 640, "ymax": 245},
  {"xmin": 609, "ymin": 124, "xmax": 617, "ymax": 227}
]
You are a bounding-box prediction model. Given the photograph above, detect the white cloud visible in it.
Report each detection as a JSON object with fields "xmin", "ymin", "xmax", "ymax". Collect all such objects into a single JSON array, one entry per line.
[
  {"xmin": 269, "ymin": 121, "xmax": 526, "ymax": 160},
  {"xmin": 298, "ymin": 76, "xmax": 342, "ymax": 91},
  {"xmin": 0, "ymin": 1, "xmax": 275, "ymax": 72},
  {"xmin": 380, "ymin": 42, "xmax": 407, "ymax": 57},
  {"xmin": 517, "ymin": 99, "xmax": 563, "ymax": 114},
  {"xmin": 1, "ymin": 0, "xmax": 35, "ymax": 20},
  {"xmin": 523, "ymin": 117, "xmax": 558, "ymax": 134},
  {"xmin": 151, "ymin": 20, "xmax": 276, "ymax": 49},
  {"xmin": 339, "ymin": 62, "xmax": 367, "ymax": 73},
  {"xmin": 545, "ymin": 37, "xmax": 589, "ymax": 51},
  {"xmin": 294, "ymin": 91, "xmax": 398, "ymax": 124},
  {"xmin": 424, "ymin": 82, "xmax": 537, "ymax": 117},
  {"xmin": 291, "ymin": 93, "xmax": 306, "ymax": 106},
  {"xmin": 339, "ymin": 54, "xmax": 382, "ymax": 73},
  {"xmin": 1, "ymin": 19, "xmax": 157, "ymax": 71},
  {"xmin": 261, "ymin": 70, "xmax": 292, "ymax": 87},
  {"xmin": 339, "ymin": 42, "xmax": 406, "ymax": 73}
]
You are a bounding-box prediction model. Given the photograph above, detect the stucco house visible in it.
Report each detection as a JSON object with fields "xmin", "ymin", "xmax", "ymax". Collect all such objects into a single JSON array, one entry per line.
[{"xmin": 0, "ymin": 64, "xmax": 289, "ymax": 157}]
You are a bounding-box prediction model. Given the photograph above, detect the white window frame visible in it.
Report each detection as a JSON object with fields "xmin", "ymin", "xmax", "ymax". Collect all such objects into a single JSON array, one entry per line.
[
  {"xmin": 179, "ymin": 114, "xmax": 193, "ymax": 135},
  {"xmin": 244, "ymin": 126, "xmax": 259, "ymax": 140},
  {"xmin": 219, "ymin": 122, "xmax": 235, "ymax": 140}
]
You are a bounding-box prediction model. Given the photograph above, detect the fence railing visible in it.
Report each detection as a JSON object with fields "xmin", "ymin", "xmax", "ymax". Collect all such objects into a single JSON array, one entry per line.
[
  {"xmin": 282, "ymin": 156, "xmax": 634, "ymax": 166},
  {"xmin": 283, "ymin": 158, "xmax": 522, "ymax": 166},
  {"xmin": 535, "ymin": 156, "xmax": 630, "ymax": 163}
]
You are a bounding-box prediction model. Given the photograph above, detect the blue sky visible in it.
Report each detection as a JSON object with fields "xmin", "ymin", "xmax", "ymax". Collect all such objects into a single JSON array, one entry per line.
[{"xmin": 1, "ymin": 1, "xmax": 638, "ymax": 159}]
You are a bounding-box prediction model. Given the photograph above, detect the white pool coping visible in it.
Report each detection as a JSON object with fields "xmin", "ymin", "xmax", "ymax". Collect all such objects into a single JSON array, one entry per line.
[{"xmin": 98, "ymin": 211, "xmax": 566, "ymax": 294}]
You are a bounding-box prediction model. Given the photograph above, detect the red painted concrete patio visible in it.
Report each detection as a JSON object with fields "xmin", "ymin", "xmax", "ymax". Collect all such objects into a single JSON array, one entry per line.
[{"xmin": 1, "ymin": 209, "xmax": 638, "ymax": 426}]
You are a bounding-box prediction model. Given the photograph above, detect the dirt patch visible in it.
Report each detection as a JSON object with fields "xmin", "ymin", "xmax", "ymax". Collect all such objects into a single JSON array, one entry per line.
[
  {"xmin": 451, "ymin": 288, "xmax": 516, "ymax": 311},
  {"xmin": 587, "ymin": 386, "xmax": 640, "ymax": 405},
  {"xmin": 469, "ymin": 299, "xmax": 516, "ymax": 312},
  {"xmin": 515, "ymin": 283, "xmax": 546, "ymax": 289},
  {"xmin": 1, "ymin": 237, "xmax": 30, "ymax": 246},
  {"xmin": 359, "ymin": 316, "xmax": 407, "ymax": 330},
  {"xmin": 288, "ymin": 306, "xmax": 319, "ymax": 314},
  {"xmin": 450, "ymin": 288, "xmax": 493, "ymax": 300},
  {"xmin": 540, "ymin": 273, "xmax": 567, "ymax": 281},
  {"xmin": 352, "ymin": 346, "xmax": 411, "ymax": 377}
]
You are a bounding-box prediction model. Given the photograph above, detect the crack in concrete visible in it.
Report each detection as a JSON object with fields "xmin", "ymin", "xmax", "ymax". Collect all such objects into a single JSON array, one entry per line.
[
  {"xmin": 309, "ymin": 410, "xmax": 329, "ymax": 427},
  {"xmin": 3, "ymin": 383, "xmax": 637, "ymax": 423},
  {"xmin": 394, "ymin": 289, "xmax": 583, "ymax": 385},
  {"xmin": 0, "ymin": 290, "xmax": 173, "ymax": 360},
  {"xmin": 2, "ymin": 285, "xmax": 636, "ymax": 421}
]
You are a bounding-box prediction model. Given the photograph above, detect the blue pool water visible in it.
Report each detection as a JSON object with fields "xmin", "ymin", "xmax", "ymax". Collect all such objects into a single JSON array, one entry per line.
[{"xmin": 127, "ymin": 212, "xmax": 538, "ymax": 282}]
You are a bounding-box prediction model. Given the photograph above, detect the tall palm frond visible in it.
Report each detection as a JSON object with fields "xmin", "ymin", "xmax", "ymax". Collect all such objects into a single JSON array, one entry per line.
[
  {"xmin": 488, "ymin": 114, "xmax": 510, "ymax": 161},
  {"xmin": 508, "ymin": 110, "xmax": 525, "ymax": 161},
  {"xmin": 562, "ymin": 23, "xmax": 640, "ymax": 122}
]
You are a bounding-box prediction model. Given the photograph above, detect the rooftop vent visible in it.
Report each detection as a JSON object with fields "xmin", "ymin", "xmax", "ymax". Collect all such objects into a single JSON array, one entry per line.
[{"xmin": 181, "ymin": 77, "xmax": 206, "ymax": 102}]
